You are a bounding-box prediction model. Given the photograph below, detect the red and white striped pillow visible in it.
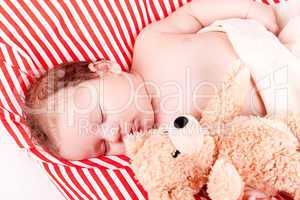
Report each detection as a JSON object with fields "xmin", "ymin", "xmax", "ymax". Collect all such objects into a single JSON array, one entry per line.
[{"xmin": 0, "ymin": 0, "xmax": 286, "ymax": 199}]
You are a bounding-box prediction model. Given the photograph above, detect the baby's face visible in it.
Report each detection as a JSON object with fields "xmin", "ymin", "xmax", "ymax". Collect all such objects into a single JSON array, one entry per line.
[{"xmin": 41, "ymin": 71, "xmax": 154, "ymax": 160}]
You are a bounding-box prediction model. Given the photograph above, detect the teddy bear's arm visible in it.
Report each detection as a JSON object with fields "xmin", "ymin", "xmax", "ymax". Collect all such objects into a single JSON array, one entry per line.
[
  {"xmin": 147, "ymin": 187, "xmax": 196, "ymax": 200},
  {"xmin": 207, "ymin": 158, "xmax": 244, "ymax": 200},
  {"xmin": 270, "ymin": 113, "xmax": 300, "ymax": 143}
]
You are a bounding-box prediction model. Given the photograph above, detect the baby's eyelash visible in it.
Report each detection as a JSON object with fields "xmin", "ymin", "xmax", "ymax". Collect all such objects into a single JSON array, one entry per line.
[{"xmin": 98, "ymin": 104, "xmax": 105, "ymax": 124}]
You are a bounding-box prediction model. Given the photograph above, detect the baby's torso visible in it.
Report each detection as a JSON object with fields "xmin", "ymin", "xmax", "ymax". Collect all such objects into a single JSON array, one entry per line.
[{"xmin": 132, "ymin": 31, "xmax": 265, "ymax": 126}]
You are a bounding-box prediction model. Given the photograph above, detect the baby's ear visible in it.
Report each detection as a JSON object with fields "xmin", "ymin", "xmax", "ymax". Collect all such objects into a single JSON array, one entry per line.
[{"xmin": 123, "ymin": 131, "xmax": 152, "ymax": 158}]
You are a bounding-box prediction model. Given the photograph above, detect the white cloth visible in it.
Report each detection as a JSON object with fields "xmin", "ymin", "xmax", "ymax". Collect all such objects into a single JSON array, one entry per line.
[{"xmin": 199, "ymin": 19, "xmax": 300, "ymax": 116}]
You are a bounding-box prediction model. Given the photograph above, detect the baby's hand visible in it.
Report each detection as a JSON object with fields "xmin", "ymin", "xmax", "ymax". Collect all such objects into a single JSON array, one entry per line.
[{"xmin": 246, "ymin": 2, "xmax": 279, "ymax": 34}]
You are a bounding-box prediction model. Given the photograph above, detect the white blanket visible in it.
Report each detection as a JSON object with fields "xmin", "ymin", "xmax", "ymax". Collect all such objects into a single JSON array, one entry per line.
[{"xmin": 200, "ymin": 19, "xmax": 300, "ymax": 116}]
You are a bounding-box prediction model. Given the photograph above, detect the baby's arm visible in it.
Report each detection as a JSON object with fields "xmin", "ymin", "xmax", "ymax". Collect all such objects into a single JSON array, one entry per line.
[{"xmin": 146, "ymin": 0, "xmax": 278, "ymax": 34}]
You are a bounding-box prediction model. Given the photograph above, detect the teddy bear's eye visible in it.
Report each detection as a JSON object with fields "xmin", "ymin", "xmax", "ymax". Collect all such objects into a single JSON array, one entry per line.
[{"xmin": 171, "ymin": 150, "xmax": 181, "ymax": 158}]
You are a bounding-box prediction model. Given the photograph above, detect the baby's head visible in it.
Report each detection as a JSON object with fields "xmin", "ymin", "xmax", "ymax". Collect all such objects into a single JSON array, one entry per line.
[{"xmin": 25, "ymin": 61, "xmax": 154, "ymax": 160}]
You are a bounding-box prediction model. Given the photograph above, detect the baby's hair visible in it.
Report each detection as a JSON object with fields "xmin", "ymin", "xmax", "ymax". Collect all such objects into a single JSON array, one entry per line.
[{"xmin": 24, "ymin": 61, "xmax": 100, "ymax": 151}]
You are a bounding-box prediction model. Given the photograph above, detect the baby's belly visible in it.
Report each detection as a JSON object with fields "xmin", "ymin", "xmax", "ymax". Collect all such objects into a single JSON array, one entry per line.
[{"xmin": 133, "ymin": 32, "xmax": 265, "ymax": 126}]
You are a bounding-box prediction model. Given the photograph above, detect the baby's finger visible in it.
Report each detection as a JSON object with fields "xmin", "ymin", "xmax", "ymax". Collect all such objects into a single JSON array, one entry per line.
[{"xmin": 106, "ymin": 142, "xmax": 125, "ymax": 155}]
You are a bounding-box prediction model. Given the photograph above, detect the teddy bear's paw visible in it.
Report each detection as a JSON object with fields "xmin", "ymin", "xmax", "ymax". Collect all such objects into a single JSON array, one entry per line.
[{"xmin": 207, "ymin": 158, "xmax": 244, "ymax": 200}]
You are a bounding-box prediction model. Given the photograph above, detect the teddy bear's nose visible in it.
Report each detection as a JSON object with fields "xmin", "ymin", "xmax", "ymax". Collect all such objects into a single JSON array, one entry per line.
[{"xmin": 174, "ymin": 116, "xmax": 189, "ymax": 128}]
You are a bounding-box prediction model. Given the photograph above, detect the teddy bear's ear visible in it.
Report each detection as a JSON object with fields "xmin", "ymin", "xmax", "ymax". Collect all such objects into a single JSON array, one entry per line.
[
  {"xmin": 201, "ymin": 66, "xmax": 251, "ymax": 125},
  {"xmin": 123, "ymin": 131, "xmax": 152, "ymax": 158}
]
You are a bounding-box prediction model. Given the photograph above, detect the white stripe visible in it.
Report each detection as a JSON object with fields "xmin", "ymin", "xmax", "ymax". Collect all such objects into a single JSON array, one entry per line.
[
  {"xmin": 39, "ymin": 163, "xmax": 72, "ymax": 200},
  {"xmin": 78, "ymin": 0, "xmax": 131, "ymax": 67},
  {"xmin": 153, "ymin": 0, "xmax": 165, "ymax": 19},
  {"xmin": 119, "ymin": 0, "xmax": 137, "ymax": 36},
  {"xmin": 63, "ymin": 0, "xmax": 103, "ymax": 58},
  {"xmin": 107, "ymin": 156, "xmax": 130, "ymax": 167},
  {"xmin": 83, "ymin": 169, "xmax": 108, "ymax": 200},
  {"xmin": 0, "ymin": 118, "xmax": 27, "ymax": 148},
  {"xmin": 37, "ymin": 0, "xmax": 85, "ymax": 61},
  {"xmin": 173, "ymin": 0, "xmax": 180, "ymax": 9},
  {"xmin": 12, "ymin": 48, "xmax": 31, "ymax": 90},
  {"xmin": 3, "ymin": 116, "xmax": 29, "ymax": 148},
  {"xmin": 0, "ymin": 22, "xmax": 43, "ymax": 77},
  {"xmin": 0, "ymin": 46, "xmax": 26, "ymax": 97},
  {"xmin": 0, "ymin": 41, "xmax": 40, "ymax": 78},
  {"xmin": 5, "ymin": 62, "xmax": 25, "ymax": 98},
  {"xmin": 70, "ymin": 168, "xmax": 99, "ymax": 200},
  {"xmin": 139, "ymin": 0, "xmax": 151, "ymax": 25},
  {"xmin": 88, "ymin": 158, "xmax": 118, "ymax": 169},
  {"xmin": 106, "ymin": 1, "xmax": 133, "ymax": 48},
  {"xmin": 163, "ymin": 0, "xmax": 172, "ymax": 14},
  {"xmin": 29, "ymin": 148, "xmax": 66, "ymax": 166},
  {"xmin": 0, "ymin": 67, "xmax": 22, "ymax": 114},
  {"xmin": 182, "ymin": 0, "xmax": 189, "ymax": 5},
  {"xmin": 146, "ymin": 0, "xmax": 156, "ymax": 22},
  {"xmin": 60, "ymin": 167, "xmax": 90, "ymax": 200},
  {"xmin": 120, "ymin": 169, "xmax": 146, "ymax": 200},
  {"xmin": 85, "ymin": 0, "xmax": 132, "ymax": 67},
  {"xmin": 26, "ymin": 0, "xmax": 73, "ymax": 61},
  {"xmin": 48, "ymin": 164, "xmax": 81, "ymax": 200},
  {"xmin": 129, "ymin": 0, "xmax": 143, "ymax": 30},
  {"xmin": 0, "ymin": 91, "xmax": 11, "ymax": 113},
  {"xmin": 51, "ymin": 0, "xmax": 96, "ymax": 61},
  {"xmin": 94, "ymin": 170, "xmax": 119, "ymax": 200},
  {"xmin": 12, "ymin": 1, "xmax": 63, "ymax": 64},
  {"xmin": 107, "ymin": 170, "xmax": 132, "ymax": 200},
  {"xmin": 2, "ymin": 1, "xmax": 53, "ymax": 67}
]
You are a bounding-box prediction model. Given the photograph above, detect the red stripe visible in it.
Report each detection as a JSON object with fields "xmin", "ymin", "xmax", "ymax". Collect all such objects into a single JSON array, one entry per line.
[
  {"xmin": 0, "ymin": 37, "xmax": 41, "ymax": 79},
  {"xmin": 142, "ymin": 0, "xmax": 152, "ymax": 24},
  {"xmin": 56, "ymin": 1, "xmax": 99, "ymax": 60},
  {"xmin": 74, "ymin": 0, "xmax": 130, "ymax": 68},
  {"xmin": 101, "ymin": 170, "xmax": 126, "ymax": 200},
  {"xmin": 5, "ymin": 0, "xmax": 55, "ymax": 68},
  {"xmin": 134, "ymin": 0, "xmax": 146, "ymax": 28},
  {"xmin": 0, "ymin": 10, "xmax": 45, "ymax": 74},
  {"xmin": 261, "ymin": 0, "xmax": 270, "ymax": 4},
  {"xmin": 0, "ymin": 65, "xmax": 23, "ymax": 111},
  {"xmin": 30, "ymin": 148, "xmax": 80, "ymax": 167},
  {"xmin": 43, "ymin": 163, "xmax": 74, "ymax": 200},
  {"xmin": 31, "ymin": 1, "xmax": 79, "ymax": 61},
  {"xmin": 0, "ymin": 81, "xmax": 33, "ymax": 148},
  {"xmin": 89, "ymin": 169, "xmax": 113, "ymax": 200},
  {"xmin": 94, "ymin": 0, "xmax": 133, "ymax": 58},
  {"xmin": 0, "ymin": 119, "xmax": 24, "ymax": 148},
  {"xmin": 112, "ymin": 1, "xmax": 136, "ymax": 46},
  {"xmin": 54, "ymin": 165, "xmax": 83, "ymax": 200},
  {"xmin": 5, "ymin": 46, "xmax": 28, "ymax": 95},
  {"xmin": 45, "ymin": 1, "xmax": 91, "ymax": 61},
  {"xmin": 18, "ymin": 0, "xmax": 68, "ymax": 63},
  {"xmin": 125, "ymin": 167, "xmax": 148, "ymax": 197},
  {"xmin": 148, "ymin": 0, "xmax": 161, "ymax": 21},
  {"xmin": 124, "ymin": 0, "xmax": 140, "ymax": 36},
  {"xmin": 178, "ymin": 0, "xmax": 184, "ymax": 7},
  {"xmin": 168, "ymin": 0, "xmax": 176, "ymax": 12},
  {"xmin": 114, "ymin": 170, "xmax": 139, "ymax": 199},
  {"xmin": 77, "ymin": 168, "xmax": 102, "ymax": 200},
  {"xmin": 0, "ymin": 67, "xmax": 34, "ymax": 147},
  {"xmin": 102, "ymin": 0, "xmax": 135, "ymax": 58},
  {"xmin": 158, "ymin": 0, "xmax": 169, "ymax": 18},
  {"xmin": 65, "ymin": 167, "xmax": 93, "ymax": 200}
]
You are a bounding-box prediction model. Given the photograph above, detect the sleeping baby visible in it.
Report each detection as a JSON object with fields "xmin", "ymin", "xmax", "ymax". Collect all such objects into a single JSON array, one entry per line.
[{"xmin": 25, "ymin": 0, "xmax": 289, "ymax": 161}]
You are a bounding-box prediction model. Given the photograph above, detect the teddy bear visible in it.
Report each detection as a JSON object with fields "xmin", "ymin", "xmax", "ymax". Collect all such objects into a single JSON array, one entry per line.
[{"xmin": 124, "ymin": 67, "xmax": 300, "ymax": 200}]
